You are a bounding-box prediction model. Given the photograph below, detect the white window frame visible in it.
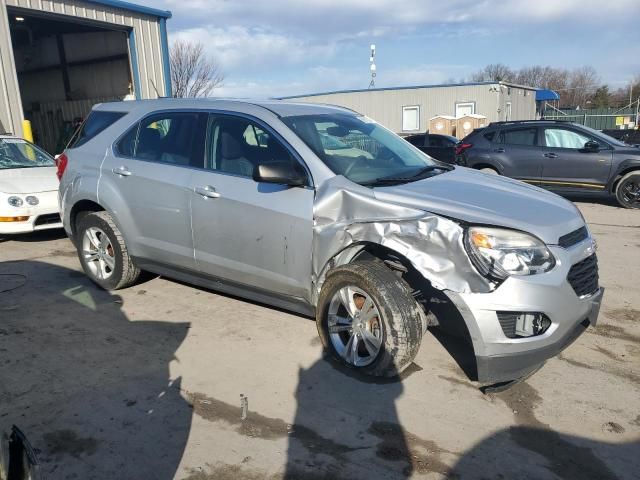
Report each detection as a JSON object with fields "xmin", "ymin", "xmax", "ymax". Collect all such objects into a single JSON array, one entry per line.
[
  {"xmin": 402, "ymin": 105, "xmax": 420, "ymax": 132},
  {"xmin": 455, "ymin": 102, "xmax": 475, "ymax": 117},
  {"xmin": 505, "ymin": 102, "xmax": 512, "ymax": 121}
]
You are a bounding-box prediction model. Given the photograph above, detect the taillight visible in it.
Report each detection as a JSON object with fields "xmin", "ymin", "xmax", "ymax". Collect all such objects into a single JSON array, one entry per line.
[
  {"xmin": 455, "ymin": 143, "xmax": 472, "ymax": 155},
  {"xmin": 56, "ymin": 153, "xmax": 68, "ymax": 181}
]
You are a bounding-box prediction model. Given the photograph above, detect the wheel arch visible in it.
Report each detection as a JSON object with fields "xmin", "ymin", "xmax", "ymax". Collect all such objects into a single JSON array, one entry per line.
[
  {"xmin": 472, "ymin": 163, "xmax": 500, "ymax": 174},
  {"xmin": 609, "ymin": 163, "xmax": 640, "ymax": 194},
  {"xmin": 69, "ymin": 200, "xmax": 105, "ymax": 240},
  {"xmin": 315, "ymin": 241, "xmax": 476, "ymax": 354}
]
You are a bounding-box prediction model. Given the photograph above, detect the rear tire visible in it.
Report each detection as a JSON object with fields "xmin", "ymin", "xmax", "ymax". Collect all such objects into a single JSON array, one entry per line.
[
  {"xmin": 316, "ymin": 261, "xmax": 423, "ymax": 377},
  {"xmin": 76, "ymin": 211, "xmax": 141, "ymax": 290},
  {"xmin": 480, "ymin": 167, "xmax": 499, "ymax": 175},
  {"xmin": 615, "ymin": 171, "xmax": 640, "ymax": 209}
]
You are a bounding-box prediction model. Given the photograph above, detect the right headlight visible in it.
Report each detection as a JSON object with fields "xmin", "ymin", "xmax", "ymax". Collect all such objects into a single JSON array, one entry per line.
[
  {"xmin": 464, "ymin": 226, "xmax": 556, "ymax": 281},
  {"xmin": 8, "ymin": 196, "xmax": 23, "ymax": 207}
]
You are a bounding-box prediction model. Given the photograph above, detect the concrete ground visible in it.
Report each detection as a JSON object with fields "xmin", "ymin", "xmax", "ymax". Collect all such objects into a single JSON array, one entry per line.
[{"xmin": 1, "ymin": 199, "xmax": 638, "ymax": 480}]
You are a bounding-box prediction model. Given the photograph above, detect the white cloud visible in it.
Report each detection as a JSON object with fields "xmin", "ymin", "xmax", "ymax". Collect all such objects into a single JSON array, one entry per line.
[
  {"xmin": 171, "ymin": 26, "xmax": 336, "ymax": 72},
  {"xmin": 146, "ymin": 0, "xmax": 639, "ymax": 97}
]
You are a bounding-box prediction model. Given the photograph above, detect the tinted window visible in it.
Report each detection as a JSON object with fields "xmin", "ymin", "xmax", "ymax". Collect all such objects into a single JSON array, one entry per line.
[
  {"xmin": 132, "ymin": 113, "xmax": 204, "ymax": 167},
  {"xmin": 207, "ymin": 115, "xmax": 304, "ymax": 179},
  {"xmin": 70, "ymin": 111, "xmax": 126, "ymax": 148},
  {"xmin": 544, "ymin": 128, "xmax": 606, "ymax": 149},
  {"xmin": 498, "ymin": 128, "xmax": 537, "ymax": 146},
  {"xmin": 483, "ymin": 131, "xmax": 496, "ymax": 142},
  {"xmin": 428, "ymin": 136, "xmax": 444, "ymax": 147},
  {"xmin": 405, "ymin": 135, "xmax": 425, "ymax": 147},
  {"xmin": 115, "ymin": 124, "xmax": 138, "ymax": 157}
]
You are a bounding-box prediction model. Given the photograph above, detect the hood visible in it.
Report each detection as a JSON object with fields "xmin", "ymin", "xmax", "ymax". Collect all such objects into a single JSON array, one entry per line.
[
  {"xmin": 0, "ymin": 167, "xmax": 59, "ymax": 194},
  {"xmin": 373, "ymin": 167, "xmax": 584, "ymax": 244}
]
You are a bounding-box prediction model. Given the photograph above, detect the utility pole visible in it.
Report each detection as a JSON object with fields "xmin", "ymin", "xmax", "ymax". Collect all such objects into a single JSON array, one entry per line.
[{"xmin": 369, "ymin": 44, "xmax": 376, "ymax": 89}]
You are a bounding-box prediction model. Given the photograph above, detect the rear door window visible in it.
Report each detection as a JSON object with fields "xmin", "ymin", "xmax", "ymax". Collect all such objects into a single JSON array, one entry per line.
[
  {"xmin": 116, "ymin": 112, "xmax": 206, "ymax": 168},
  {"xmin": 69, "ymin": 111, "xmax": 126, "ymax": 148},
  {"xmin": 497, "ymin": 127, "xmax": 538, "ymax": 146}
]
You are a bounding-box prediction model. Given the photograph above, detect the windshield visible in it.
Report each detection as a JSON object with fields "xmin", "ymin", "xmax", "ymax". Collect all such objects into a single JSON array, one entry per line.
[
  {"xmin": 283, "ymin": 114, "xmax": 446, "ymax": 185},
  {"xmin": 0, "ymin": 138, "xmax": 55, "ymax": 170},
  {"xmin": 579, "ymin": 124, "xmax": 628, "ymax": 147}
]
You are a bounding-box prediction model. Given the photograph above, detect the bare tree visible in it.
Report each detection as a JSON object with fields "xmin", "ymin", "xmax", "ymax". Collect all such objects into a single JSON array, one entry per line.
[
  {"xmin": 170, "ymin": 40, "xmax": 224, "ymax": 98},
  {"xmin": 470, "ymin": 64, "xmax": 514, "ymax": 82}
]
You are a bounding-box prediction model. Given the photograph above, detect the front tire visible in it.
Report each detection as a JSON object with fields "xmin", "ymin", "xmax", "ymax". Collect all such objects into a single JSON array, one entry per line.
[
  {"xmin": 316, "ymin": 261, "xmax": 423, "ymax": 377},
  {"xmin": 615, "ymin": 171, "xmax": 640, "ymax": 209},
  {"xmin": 76, "ymin": 211, "xmax": 141, "ymax": 290}
]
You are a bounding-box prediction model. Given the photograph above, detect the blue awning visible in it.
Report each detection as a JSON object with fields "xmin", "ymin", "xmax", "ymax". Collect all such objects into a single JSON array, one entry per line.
[{"xmin": 536, "ymin": 89, "xmax": 560, "ymax": 101}]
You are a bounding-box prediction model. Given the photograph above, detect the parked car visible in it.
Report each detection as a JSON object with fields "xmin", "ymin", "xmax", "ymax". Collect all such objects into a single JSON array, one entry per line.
[
  {"xmin": 403, "ymin": 133, "xmax": 458, "ymax": 163},
  {"xmin": 0, "ymin": 134, "xmax": 62, "ymax": 234},
  {"xmin": 456, "ymin": 120, "xmax": 640, "ymax": 208},
  {"xmin": 59, "ymin": 100, "xmax": 603, "ymax": 383}
]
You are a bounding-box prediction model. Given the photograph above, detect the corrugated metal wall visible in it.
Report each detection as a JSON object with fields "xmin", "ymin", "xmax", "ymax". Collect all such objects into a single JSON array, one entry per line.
[
  {"xmin": 289, "ymin": 84, "xmax": 537, "ymax": 133},
  {"xmin": 30, "ymin": 96, "xmax": 118, "ymax": 153},
  {"xmin": 0, "ymin": 0, "xmax": 168, "ymax": 137}
]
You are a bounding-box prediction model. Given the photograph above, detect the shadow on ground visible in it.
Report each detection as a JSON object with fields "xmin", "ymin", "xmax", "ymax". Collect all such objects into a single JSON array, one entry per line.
[
  {"xmin": 0, "ymin": 229, "xmax": 68, "ymax": 244},
  {"xmin": 0, "ymin": 260, "xmax": 191, "ymax": 479}
]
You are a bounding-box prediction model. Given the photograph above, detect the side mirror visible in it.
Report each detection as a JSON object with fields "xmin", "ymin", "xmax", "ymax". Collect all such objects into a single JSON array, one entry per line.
[
  {"xmin": 584, "ymin": 140, "xmax": 600, "ymax": 152},
  {"xmin": 253, "ymin": 161, "xmax": 307, "ymax": 187}
]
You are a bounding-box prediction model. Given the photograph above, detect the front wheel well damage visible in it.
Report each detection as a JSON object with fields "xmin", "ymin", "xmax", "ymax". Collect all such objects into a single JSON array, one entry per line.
[{"xmin": 320, "ymin": 243, "xmax": 472, "ymax": 341}]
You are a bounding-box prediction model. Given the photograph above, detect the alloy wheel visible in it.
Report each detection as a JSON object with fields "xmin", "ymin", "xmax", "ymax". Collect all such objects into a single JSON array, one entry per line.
[
  {"xmin": 620, "ymin": 178, "xmax": 640, "ymax": 208},
  {"xmin": 327, "ymin": 285, "xmax": 383, "ymax": 367},
  {"xmin": 82, "ymin": 227, "xmax": 116, "ymax": 280}
]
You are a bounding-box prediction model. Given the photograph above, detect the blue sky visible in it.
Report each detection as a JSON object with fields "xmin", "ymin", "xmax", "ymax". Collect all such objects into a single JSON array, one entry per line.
[{"xmin": 146, "ymin": 0, "xmax": 639, "ymax": 98}]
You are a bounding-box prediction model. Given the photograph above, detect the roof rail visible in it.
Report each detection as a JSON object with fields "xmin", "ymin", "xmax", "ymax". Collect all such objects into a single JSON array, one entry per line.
[{"xmin": 488, "ymin": 119, "xmax": 573, "ymax": 126}]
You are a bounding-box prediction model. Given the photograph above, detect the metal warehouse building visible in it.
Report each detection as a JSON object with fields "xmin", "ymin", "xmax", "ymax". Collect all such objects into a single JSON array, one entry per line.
[
  {"xmin": 0, "ymin": 0, "xmax": 171, "ymax": 153},
  {"xmin": 284, "ymin": 81, "xmax": 537, "ymax": 135}
]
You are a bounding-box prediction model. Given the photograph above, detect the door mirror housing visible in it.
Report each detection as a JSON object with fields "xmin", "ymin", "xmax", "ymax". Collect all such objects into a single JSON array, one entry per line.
[
  {"xmin": 253, "ymin": 161, "xmax": 307, "ymax": 187},
  {"xmin": 583, "ymin": 140, "xmax": 600, "ymax": 152}
]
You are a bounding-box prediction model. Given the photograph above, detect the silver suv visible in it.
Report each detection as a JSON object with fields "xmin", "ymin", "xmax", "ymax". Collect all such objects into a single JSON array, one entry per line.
[{"xmin": 59, "ymin": 99, "xmax": 604, "ymax": 383}]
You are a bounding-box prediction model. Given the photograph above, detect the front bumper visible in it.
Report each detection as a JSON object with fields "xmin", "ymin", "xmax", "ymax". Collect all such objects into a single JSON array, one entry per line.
[
  {"xmin": 0, "ymin": 192, "xmax": 62, "ymax": 234},
  {"xmin": 444, "ymin": 239, "xmax": 603, "ymax": 383}
]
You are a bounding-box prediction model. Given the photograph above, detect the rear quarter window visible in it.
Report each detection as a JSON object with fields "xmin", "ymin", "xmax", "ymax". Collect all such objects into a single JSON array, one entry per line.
[{"xmin": 69, "ymin": 111, "xmax": 127, "ymax": 148}]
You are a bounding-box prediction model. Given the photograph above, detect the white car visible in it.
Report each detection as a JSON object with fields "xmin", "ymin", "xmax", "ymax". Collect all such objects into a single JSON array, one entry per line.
[{"xmin": 0, "ymin": 134, "xmax": 62, "ymax": 234}]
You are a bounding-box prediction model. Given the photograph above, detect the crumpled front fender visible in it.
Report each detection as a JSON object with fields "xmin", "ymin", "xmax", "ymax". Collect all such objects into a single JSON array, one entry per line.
[{"xmin": 312, "ymin": 176, "xmax": 491, "ymax": 304}]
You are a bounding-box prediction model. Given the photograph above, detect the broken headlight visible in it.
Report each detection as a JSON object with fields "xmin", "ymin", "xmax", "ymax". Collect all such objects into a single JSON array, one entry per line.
[{"xmin": 465, "ymin": 227, "xmax": 556, "ymax": 281}]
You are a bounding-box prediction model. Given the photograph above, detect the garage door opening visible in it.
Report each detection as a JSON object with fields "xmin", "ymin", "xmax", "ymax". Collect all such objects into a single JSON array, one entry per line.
[{"xmin": 8, "ymin": 9, "xmax": 134, "ymax": 154}]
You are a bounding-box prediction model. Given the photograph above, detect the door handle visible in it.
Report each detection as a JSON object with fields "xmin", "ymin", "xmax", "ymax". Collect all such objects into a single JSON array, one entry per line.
[
  {"xmin": 493, "ymin": 148, "xmax": 505, "ymax": 153},
  {"xmin": 194, "ymin": 185, "xmax": 221, "ymax": 199},
  {"xmin": 544, "ymin": 153, "xmax": 558, "ymax": 159},
  {"xmin": 112, "ymin": 166, "xmax": 132, "ymax": 177}
]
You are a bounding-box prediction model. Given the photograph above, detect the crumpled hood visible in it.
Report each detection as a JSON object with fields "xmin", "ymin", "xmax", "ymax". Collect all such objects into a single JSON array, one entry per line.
[
  {"xmin": 372, "ymin": 167, "xmax": 584, "ymax": 244},
  {"xmin": 0, "ymin": 167, "xmax": 58, "ymax": 194}
]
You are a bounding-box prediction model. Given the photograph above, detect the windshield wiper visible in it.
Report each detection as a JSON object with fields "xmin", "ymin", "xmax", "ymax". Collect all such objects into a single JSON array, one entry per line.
[{"xmin": 361, "ymin": 164, "xmax": 453, "ymax": 187}]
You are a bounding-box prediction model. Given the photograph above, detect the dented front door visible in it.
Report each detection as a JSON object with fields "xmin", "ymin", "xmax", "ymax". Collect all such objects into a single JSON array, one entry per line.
[{"xmin": 190, "ymin": 170, "xmax": 314, "ymax": 298}]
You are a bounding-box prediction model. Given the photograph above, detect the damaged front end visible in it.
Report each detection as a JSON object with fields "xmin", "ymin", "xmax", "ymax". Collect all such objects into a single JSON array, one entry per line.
[{"xmin": 311, "ymin": 176, "xmax": 603, "ymax": 384}]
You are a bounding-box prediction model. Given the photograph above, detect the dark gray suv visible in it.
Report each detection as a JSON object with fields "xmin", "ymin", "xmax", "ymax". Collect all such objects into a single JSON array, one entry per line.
[{"xmin": 456, "ymin": 120, "xmax": 640, "ymax": 208}]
